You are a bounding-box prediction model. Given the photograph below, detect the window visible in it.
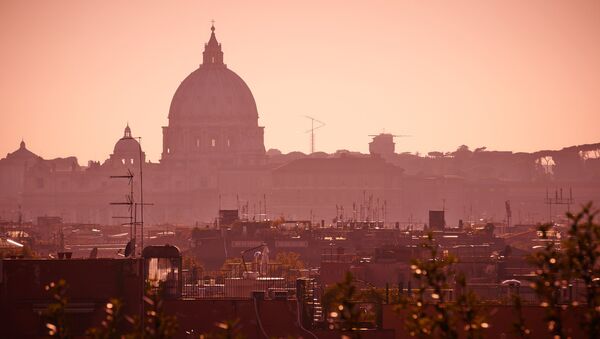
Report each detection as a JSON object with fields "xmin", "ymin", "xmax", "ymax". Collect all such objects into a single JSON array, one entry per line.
[
  {"xmin": 211, "ymin": 139, "xmax": 216, "ymax": 147},
  {"xmin": 121, "ymin": 159, "xmax": 126, "ymax": 164},
  {"xmin": 196, "ymin": 139, "xmax": 200, "ymax": 148},
  {"xmin": 130, "ymin": 159, "xmax": 134, "ymax": 164},
  {"xmin": 227, "ymin": 139, "xmax": 231, "ymax": 147},
  {"xmin": 167, "ymin": 148, "xmax": 171, "ymax": 154}
]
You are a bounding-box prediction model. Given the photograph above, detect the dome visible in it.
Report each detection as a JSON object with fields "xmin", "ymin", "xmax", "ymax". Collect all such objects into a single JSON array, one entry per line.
[
  {"xmin": 167, "ymin": 25, "xmax": 258, "ymax": 125},
  {"xmin": 168, "ymin": 67, "xmax": 258, "ymax": 123},
  {"xmin": 113, "ymin": 125, "xmax": 140, "ymax": 154},
  {"xmin": 160, "ymin": 25, "xmax": 266, "ymax": 165}
]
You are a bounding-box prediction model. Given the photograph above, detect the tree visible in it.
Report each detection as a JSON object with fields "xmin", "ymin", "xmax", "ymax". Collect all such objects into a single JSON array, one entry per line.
[
  {"xmin": 511, "ymin": 295, "xmax": 531, "ymax": 338},
  {"xmin": 274, "ymin": 251, "xmax": 305, "ymax": 279},
  {"xmin": 527, "ymin": 204, "xmax": 600, "ymax": 339},
  {"xmin": 86, "ymin": 298, "xmax": 126, "ymax": 339},
  {"xmin": 455, "ymin": 274, "xmax": 487, "ymax": 339},
  {"xmin": 452, "ymin": 145, "xmax": 472, "ymax": 160},
  {"xmin": 132, "ymin": 283, "xmax": 179, "ymax": 338},
  {"xmin": 562, "ymin": 203, "xmax": 600, "ymax": 337},
  {"xmin": 322, "ymin": 271, "xmax": 382, "ymax": 339},
  {"xmin": 43, "ymin": 279, "xmax": 71, "ymax": 339},
  {"xmin": 403, "ymin": 233, "xmax": 458, "ymax": 338},
  {"xmin": 528, "ymin": 223, "xmax": 565, "ymax": 338},
  {"xmin": 41, "ymin": 280, "xmax": 178, "ymax": 338},
  {"xmin": 428, "ymin": 151, "xmax": 444, "ymax": 158},
  {"xmin": 400, "ymin": 233, "xmax": 488, "ymax": 338},
  {"xmin": 200, "ymin": 319, "xmax": 245, "ymax": 339},
  {"xmin": 322, "ymin": 271, "xmax": 361, "ymax": 336},
  {"xmin": 183, "ymin": 255, "xmax": 203, "ymax": 272},
  {"xmin": 22, "ymin": 244, "xmax": 38, "ymax": 258},
  {"xmin": 270, "ymin": 216, "xmax": 285, "ymax": 228}
]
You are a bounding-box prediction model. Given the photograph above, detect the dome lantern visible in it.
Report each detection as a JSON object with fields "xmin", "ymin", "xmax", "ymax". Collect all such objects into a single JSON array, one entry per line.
[
  {"xmin": 202, "ymin": 24, "xmax": 224, "ymax": 67},
  {"xmin": 124, "ymin": 124, "xmax": 132, "ymax": 138}
]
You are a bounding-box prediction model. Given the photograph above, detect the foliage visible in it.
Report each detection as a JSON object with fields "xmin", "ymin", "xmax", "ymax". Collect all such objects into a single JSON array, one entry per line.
[
  {"xmin": 322, "ymin": 271, "xmax": 382, "ymax": 338},
  {"xmin": 270, "ymin": 216, "xmax": 286, "ymax": 228},
  {"xmin": 322, "ymin": 271, "xmax": 361, "ymax": 335},
  {"xmin": 399, "ymin": 233, "xmax": 488, "ymax": 338},
  {"xmin": 455, "ymin": 274, "xmax": 487, "ymax": 339},
  {"xmin": 41, "ymin": 280, "xmax": 178, "ymax": 338},
  {"xmin": 402, "ymin": 233, "xmax": 457, "ymax": 338},
  {"xmin": 220, "ymin": 257, "xmax": 244, "ymax": 277},
  {"xmin": 427, "ymin": 151, "xmax": 444, "ymax": 158},
  {"xmin": 128, "ymin": 284, "xmax": 179, "ymax": 338},
  {"xmin": 22, "ymin": 244, "xmax": 38, "ymax": 258},
  {"xmin": 528, "ymin": 203, "xmax": 600, "ymax": 339},
  {"xmin": 274, "ymin": 251, "xmax": 305, "ymax": 279},
  {"xmin": 43, "ymin": 279, "xmax": 71, "ymax": 339},
  {"xmin": 183, "ymin": 255, "xmax": 204, "ymax": 271},
  {"xmin": 562, "ymin": 203, "xmax": 600, "ymax": 337},
  {"xmin": 511, "ymin": 295, "xmax": 531, "ymax": 338},
  {"xmin": 528, "ymin": 223, "xmax": 566, "ymax": 338},
  {"xmin": 86, "ymin": 298, "xmax": 126, "ymax": 339},
  {"xmin": 199, "ymin": 319, "xmax": 245, "ymax": 339}
]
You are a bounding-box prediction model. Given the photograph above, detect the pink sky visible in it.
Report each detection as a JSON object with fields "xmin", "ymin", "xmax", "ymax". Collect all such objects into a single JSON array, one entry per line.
[{"xmin": 1, "ymin": 0, "xmax": 599, "ymax": 163}]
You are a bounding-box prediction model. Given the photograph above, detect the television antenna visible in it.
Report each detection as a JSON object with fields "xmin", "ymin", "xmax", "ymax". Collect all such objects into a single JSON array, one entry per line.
[{"xmin": 304, "ymin": 115, "xmax": 325, "ymax": 154}]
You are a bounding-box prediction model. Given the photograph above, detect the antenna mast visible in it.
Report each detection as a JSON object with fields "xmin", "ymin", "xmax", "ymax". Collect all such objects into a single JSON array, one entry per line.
[{"xmin": 304, "ymin": 115, "xmax": 325, "ymax": 153}]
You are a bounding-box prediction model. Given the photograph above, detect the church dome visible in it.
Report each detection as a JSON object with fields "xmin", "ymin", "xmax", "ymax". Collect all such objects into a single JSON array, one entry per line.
[
  {"xmin": 168, "ymin": 67, "xmax": 258, "ymax": 123},
  {"xmin": 113, "ymin": 125, "xmax": 140, "ymax": 155},
  {"xmin": 168, "ymin": 25, "xmax": 258, "ymax": 124}
]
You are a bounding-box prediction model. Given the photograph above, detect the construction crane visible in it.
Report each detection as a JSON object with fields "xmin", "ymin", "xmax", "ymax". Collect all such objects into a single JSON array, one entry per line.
[{"xmin": 304, "ymin": 115, "xmax": 325, "ymax": 154}]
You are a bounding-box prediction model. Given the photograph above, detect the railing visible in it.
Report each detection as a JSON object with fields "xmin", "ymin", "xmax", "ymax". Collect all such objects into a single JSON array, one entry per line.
[
  {"xmin": 181, "ymin": 271, "xmax": 296, "ymax": 299},
  {"xmin": 372, "ymin": 279, "xmax": 588, "ymax": 306}
]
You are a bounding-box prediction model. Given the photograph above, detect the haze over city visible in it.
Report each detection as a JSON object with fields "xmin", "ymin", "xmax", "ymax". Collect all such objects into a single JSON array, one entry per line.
[
  {"xmin": 1, "ymin": 0, "xmax": 599, "ymax": 162},
  {"xmin": 2, "ymin": 2, "xmax": 600, "ymax": 338}
]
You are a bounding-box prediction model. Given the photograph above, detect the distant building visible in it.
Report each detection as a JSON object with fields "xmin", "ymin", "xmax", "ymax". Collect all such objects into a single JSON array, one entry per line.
[{"xmin": 369, "ymin": 133, "xmax": 395, "ymax": 159}]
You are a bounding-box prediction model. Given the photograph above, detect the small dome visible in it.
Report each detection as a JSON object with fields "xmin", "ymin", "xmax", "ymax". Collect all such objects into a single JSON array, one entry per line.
[{"xmin": 113, "ymin": 125, "xmax": 140, "ymax": 155}]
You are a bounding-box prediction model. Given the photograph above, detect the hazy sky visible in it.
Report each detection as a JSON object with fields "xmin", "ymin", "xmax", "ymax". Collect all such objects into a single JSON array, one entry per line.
[{"xmin": 1, "ymin": 0, "xmax": 599, "ymax": 163}]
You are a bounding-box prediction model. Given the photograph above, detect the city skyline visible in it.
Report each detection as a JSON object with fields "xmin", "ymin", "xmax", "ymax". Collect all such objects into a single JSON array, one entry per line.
[{"xmin": 1, "ymin": 0, "xmax": 599, "ymax": 163}]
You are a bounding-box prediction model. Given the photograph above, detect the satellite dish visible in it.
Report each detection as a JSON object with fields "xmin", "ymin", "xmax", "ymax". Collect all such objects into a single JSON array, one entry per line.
[
  {"xmin": 124, "ymin": 240, "xmax": 133, "ymax": 257},
  {"xmin": 89, "ymin": 247, "xmax": 98, "ymax": 259}
]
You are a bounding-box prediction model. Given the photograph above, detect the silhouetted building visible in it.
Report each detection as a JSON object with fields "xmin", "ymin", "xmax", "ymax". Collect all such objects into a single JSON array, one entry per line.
[
  {"xmin": 369, "ymin": 133, "xmax": 395, "ymax": 159},
  {"xmin": 161, "ymin": 25, "xmax": 265, "ymax": 169},
  {"xmin": 1, "ymin": 25, "xmax": 599, "ymax": 226},
  {"xmin": 428, "ymin": 210, "xmax": 445, "ymax": 230}
]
